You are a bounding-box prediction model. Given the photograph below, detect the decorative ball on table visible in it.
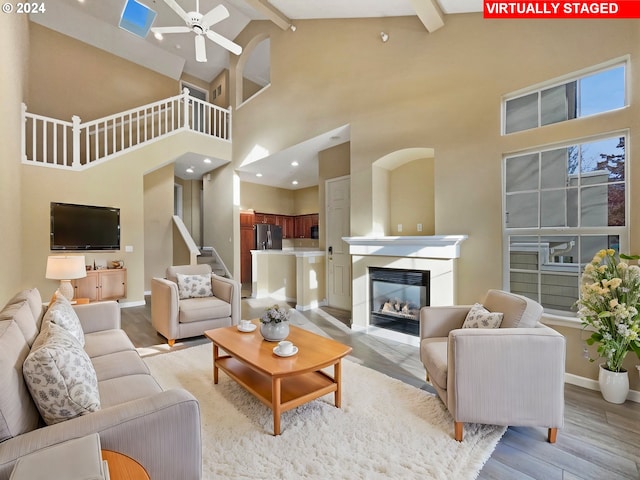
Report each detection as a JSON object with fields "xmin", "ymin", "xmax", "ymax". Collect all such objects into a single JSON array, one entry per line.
[{"xmin": 259, "ymin": 304, "xmax": 291, "ymax": 342}]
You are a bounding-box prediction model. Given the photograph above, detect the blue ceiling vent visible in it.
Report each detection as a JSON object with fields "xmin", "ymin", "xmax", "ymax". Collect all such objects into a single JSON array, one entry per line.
[{"xmin": 119, "ymin": 0, "xmax": 157, "ymax": 38}]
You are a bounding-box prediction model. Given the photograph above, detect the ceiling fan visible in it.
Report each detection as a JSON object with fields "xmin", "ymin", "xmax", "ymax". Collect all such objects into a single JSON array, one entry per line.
[{"xmin": 151, "ymin": 0, "xmax": 242, "ymax": 61}]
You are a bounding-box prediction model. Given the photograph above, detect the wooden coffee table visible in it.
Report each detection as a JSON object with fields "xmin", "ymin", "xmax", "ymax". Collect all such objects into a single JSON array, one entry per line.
[{"xmin": 205, "ymin": 321, "xmax": 352, "ymax": 435}]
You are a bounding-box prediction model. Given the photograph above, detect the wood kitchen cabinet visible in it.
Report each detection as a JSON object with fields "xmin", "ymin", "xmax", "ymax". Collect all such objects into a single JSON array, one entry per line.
[
  {"xmin": 72, "ymin": 269, "xmax": 127, "ymax": 301},
  {"xmin": 294, "ymin": 214, "xmax": 319, "ymax": 238},
  {"xmin": 240, "ymin": 211, "xmax": 256, "ymax": 284},
  {"xmin": 275, "ymin": 215, "xmax": 295, "ymax": 239}
]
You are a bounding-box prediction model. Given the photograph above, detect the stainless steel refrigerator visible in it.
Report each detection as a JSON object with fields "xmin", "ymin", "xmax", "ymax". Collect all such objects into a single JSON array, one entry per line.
[{"xmin": 254, "ymin": 224, "xmax": 282, "ymax": 250}]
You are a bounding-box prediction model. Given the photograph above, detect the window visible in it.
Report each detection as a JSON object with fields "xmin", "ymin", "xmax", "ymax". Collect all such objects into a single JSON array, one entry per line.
[
  {"xmin": 504, "ymin": 63, "xmax": 626, "ymax": 134},
  {"xmin": 504, "ymin": 135, "xmax": 627, "ymax": 314}
]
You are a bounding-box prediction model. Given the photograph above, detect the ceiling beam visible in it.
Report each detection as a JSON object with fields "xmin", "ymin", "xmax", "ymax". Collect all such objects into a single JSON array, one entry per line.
[
  {"xmin": 408, "ymin": 0, "xmax": 445, "ymax": 32},
  {"xmin": 243, "ymin": 0, "xmax": 292, "ymax": 30}
]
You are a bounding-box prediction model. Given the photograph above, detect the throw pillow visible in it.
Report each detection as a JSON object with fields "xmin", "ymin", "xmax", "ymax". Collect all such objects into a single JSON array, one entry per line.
[
  {"xmin": 23, "ymin": 322, "xmax": 100, "ymax": 425},
  {"xmin": 176, "ymin": 273, "xmax": 213, "ymax": 299},
  {"xmin": 462, "ymin": 303, "xmax": 504, "ymax": 329},
  {"xmin": 43, "ymin": 291, "xmax": 84, "ymax": 346}
]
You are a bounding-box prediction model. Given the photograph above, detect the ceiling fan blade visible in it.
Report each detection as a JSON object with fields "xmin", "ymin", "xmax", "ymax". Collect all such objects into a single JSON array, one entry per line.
[
  {"xmin": 201, "ymin": 4, "xmax": 230, "ymax": 29},
  {"xmin": 162, "ymin": 0, "xmax": 190, "ymax": 24},
  {"xmin": 151, "ymin": 26, "xmax": 191, "ymax": 34},
  {"xmin": 195, "ymin": 34, "xmax": 207, "ymax": 62},
  {"xmin": 205, "ymin": 30, "xmax": 242, "ymax": 55}
]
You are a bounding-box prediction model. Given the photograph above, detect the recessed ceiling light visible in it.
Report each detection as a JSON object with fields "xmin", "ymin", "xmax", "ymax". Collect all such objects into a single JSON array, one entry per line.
[
  {"xmin": 154, "ymin": 31, "xmax": 163, "ymax": 40},
  {"xmin": 256, "ymin": 173, "xmax": 263, "ymax": 177},
  {"xmin": 203, "ymin": 158, "xmax": 212, "ymax": 164},
  {"xmin": 291, "ymin": 161, "xmax": 299, "ymax": 167},
  {"xmin": 292, "ymin": 180, "xmax": 299, "ymax": 185},
  {"xmin": 186, "ymin": 167, "xmax": 194, "ymax": 174}
]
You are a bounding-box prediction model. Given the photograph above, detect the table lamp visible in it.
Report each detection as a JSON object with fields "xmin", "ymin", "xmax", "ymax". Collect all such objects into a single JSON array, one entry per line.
[{"xmin": 45, "ymin": 255, "xmax": 87, "ymax": 301}]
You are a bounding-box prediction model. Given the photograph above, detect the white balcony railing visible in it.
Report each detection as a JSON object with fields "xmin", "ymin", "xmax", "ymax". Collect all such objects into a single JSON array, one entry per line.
[{"xmin": 22, "ymin": 88, "xmax": 231, "ymax": 170}]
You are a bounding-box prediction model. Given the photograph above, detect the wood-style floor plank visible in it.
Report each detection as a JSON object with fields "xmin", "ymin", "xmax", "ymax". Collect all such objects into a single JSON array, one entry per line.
[{"xmin": 121, "ymin": 297, "xmax": 640, "ymax": 480}]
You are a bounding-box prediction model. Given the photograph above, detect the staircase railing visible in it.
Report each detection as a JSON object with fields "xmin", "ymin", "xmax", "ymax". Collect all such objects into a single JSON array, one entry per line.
[{"xmin": 22, "ymin": 88, "xmax": 231, "ymax": 170}]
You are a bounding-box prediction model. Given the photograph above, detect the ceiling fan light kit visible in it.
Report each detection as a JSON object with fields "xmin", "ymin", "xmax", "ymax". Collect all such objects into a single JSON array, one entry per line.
[{"xmin": 151, "ymin": 0, "xmax": 243, "ymax": 62}]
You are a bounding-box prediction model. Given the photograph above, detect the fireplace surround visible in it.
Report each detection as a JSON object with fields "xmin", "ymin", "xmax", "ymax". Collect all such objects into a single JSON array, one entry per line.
[
  {"xmin": 344, "ymin": 235, "xmax": 467, "ymax": 343},
  {"xmin": 369, "ymin": 267, "xmax": 430, "ymax": 335}
]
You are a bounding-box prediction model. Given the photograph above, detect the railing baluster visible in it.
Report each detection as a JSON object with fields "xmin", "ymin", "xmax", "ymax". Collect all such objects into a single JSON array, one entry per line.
[
  {"xmin": 42, "ymin": 120, "xmax": 48, "ymax": 163},
  {"xmin": 53, "ymin": 122, "xmax": 58, "ymax": 165}
]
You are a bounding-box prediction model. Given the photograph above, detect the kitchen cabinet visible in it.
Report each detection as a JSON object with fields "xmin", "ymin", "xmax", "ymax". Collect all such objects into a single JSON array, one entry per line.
[
  {"xmin": 275, "ymin": 215, "xmax": 295, "ymax": 239},
  {"xmin": 294, "ymin": 214, "xmax": 319, "ymax": 238},
  {"xmin": 240, "ymin": 211, "xmax": 256, "ymax": 284},
  {"xmin": 72, "ymin": 269, "xmax": 126, "ymax": 301}
]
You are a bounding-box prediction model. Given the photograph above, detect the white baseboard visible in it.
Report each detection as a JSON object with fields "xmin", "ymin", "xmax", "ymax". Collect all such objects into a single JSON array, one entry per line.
[
  {"xmin": 296, "ymin": 300, "xmax": 327, "ymax": 311},
  {"xmin": 565, "ymin": 372, "xmax": 640, "ymax": 403}
]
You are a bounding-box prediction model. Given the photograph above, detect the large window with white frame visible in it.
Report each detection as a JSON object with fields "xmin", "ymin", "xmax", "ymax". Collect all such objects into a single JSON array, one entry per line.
[
  {"xmin": 503, "ymin": 61, "xmax": 626, "ymax": 134},
  {"xmin": 504, "ymin": 134, "xmax": 627, "ymax": 314}
]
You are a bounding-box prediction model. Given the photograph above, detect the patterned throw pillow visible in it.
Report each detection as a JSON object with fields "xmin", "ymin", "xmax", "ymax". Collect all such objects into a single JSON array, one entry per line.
[
  {"xmin": 44, "ymin": 292, "xmax": 84, "ymax": 346},
  {"xmin": 176, "ymin": 273, "xmax": 213, "ymax": 300},
  {"xmin": 462, "ymin": 303, "xmax": 504, "ymax": 329},
  {"xmin": 23, "ymin": 322, "xmax": 100, "ymax": 425}
]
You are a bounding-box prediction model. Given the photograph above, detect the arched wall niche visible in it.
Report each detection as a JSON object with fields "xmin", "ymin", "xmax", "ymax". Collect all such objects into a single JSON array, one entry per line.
[
  {"xmin": 371, "ymin": 148, "xmax": 435, "ymax": 236},
  {"xmin": 234, "ymin": 33, "xmax": 271, "ymax": 106}
]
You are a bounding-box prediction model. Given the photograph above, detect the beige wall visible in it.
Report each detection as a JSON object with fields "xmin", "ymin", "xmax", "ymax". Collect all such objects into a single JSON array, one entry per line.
[
  {"xmin": 27, "ymin": 24, "xmax": 178, "ymax": 121},
  {"xmin": 143, "ymin": 164, "xmax": 174, "ymax": 290},
  {"xmin": 231, "ymin": 16, "xmax": 640, "ymax": 302},
  {"xmin": 0, "ymin": 15, "xmax": 28, "ymax": 304},
  {"xmin": 318, "ymin": 142, "xmax": 351, "ymax": 251},
  {"xmin": 292, "ymin": 186, "xmax": 319, "ymax": 215},
  {"xmin": 240, "ymin": 182, "xmax": 295, "ymax": 214},
  {"xmin": 203, "ymin": 163, "xmax": 235, "ymax": 277},
  {"xmin": 389, "ymin": 159, "xmax": 435, "ymax": 236},
  {"xmin": 230, "ymin": 16, "xmax": 640, "ymax": 388},
  {"xmin": 175, "ymin": 177, "xmax": 203, "ymax": 246}
]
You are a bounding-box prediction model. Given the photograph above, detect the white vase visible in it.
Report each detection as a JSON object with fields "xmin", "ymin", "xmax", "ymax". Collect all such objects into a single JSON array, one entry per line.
[
  {"xmin": 598, "ymin": 364, "xmax": 629, "ymax": 404},
  {"xmin": 259, "ymin": 321, "xmax": 290, "ymax": 342}
]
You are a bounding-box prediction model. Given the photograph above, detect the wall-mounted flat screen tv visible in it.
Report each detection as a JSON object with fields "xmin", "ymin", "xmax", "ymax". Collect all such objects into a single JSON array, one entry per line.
[{"xmin": 50, "ymin": 202, "xmax": 120, "ymax": 251}]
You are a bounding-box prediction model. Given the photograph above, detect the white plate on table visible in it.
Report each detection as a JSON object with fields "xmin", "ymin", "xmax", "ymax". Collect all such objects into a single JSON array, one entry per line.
[
  {"xmin": 273, "ymin": 345, "xmax": 298, "ymax": 357},
  {"xmin": 237, "ymin": 324, "xmax": 256, "ymax": 332}
]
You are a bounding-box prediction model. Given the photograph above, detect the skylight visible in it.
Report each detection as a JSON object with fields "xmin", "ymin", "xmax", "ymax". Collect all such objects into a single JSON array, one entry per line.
[{"xmin": 119, "ymin": 0, "xmax": 157, "ymax": 38}]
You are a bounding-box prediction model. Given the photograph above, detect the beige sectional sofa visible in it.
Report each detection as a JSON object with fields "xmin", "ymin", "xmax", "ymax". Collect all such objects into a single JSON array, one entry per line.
[{"xmin": 0, "ymin": 288, "xmax": 202, "ymax": 479}]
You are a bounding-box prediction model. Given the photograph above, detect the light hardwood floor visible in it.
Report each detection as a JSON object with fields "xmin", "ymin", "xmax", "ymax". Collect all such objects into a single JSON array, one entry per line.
[{"xmin": 122, "ymin": 297, "xmax": 640, "ymax": 479}]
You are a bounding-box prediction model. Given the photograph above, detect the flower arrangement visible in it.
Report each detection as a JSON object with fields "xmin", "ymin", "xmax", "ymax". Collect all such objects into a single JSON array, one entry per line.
[
  {"xmin": 576, "ymin": 249, "xmax": 640, "ymax": 372},
  {"xmin": 260, "ymin": 304, "xmax": 290, "ymax": 324}
]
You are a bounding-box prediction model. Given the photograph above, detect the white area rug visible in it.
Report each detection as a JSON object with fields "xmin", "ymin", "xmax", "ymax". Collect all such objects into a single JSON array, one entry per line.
[{"xmin": 144, "ymin": 343, "xmax": 505, "ymax": 479}]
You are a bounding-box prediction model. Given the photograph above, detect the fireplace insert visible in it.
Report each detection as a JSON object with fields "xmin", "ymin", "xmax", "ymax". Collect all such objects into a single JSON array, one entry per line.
[{"xmin": 369, "ymin": 267, "xmax": 430, "ymax": 336}]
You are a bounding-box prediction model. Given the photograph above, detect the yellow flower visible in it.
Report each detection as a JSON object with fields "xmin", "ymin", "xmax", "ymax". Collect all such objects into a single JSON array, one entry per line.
[
  {"xmin": 607, "ymin": 249, "xmax": 616, "ymax": 256},
  {"xmin": 609, "ymin": 278, "xmax": 622, "ymax": 289},
  {"xmin": 609, "ymin": 298, "xmax": 619, "ymax": 309}
]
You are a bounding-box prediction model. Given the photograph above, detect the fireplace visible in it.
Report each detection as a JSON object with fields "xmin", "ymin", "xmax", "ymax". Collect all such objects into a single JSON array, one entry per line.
[{"xmin": 369, "ymin": 267, "xmax": 430, "ymax": 336}]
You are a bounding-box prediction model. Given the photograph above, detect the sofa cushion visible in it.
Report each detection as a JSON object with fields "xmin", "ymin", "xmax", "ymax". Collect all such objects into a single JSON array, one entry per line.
[
  {"xmin": 0, "ymin": 320, "xmax": 40, "ymax": 442},
  {"xmin": 98, "ymin": 374, "xmax": 162, "ymax": 408},
  {"xmin": 179, "ymin": 296, "xmax": 231, "ymax": 323},
  {"xmin": 462, "ymin": 303, "xmax": 503, "ymax": 329},
  {"xmin": 7, "ymin": 288, "xmax": 43, "ymax": 330},
  {"xmin": 0, "ymin": 300, "xmax": 39, "ymax": 346},
  {"xmin": 91, "ymin": 350, "xmax": 150, "ymax": 382},
  {"xmin": 23, "ymin": 322, "xmax": 100, "ymax": 425},
  {"xmin": 176, "ymin": 273, "xmax": 213, "ymax": 300},
  {"xmin": 44, "ymin": 293, "xmax": 85, "ymax": 346},
  {"xmin": 420, "ymin": 337, "xmax": 448, "ymax": 390},
  {"xmin": 83, "ymin": 329, "xmax": 136, "ymax": 359}
]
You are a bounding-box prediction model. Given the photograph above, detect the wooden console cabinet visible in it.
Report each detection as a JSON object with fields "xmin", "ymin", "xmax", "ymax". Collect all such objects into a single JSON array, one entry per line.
[{"xmin": 72, "ymin": 269, "xmax": 127, "ymax": 302}]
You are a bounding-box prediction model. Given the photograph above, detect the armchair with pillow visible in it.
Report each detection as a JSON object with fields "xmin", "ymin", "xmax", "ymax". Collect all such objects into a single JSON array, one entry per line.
[
  {"xmin": 419, "ymin": 289, "xmax": 566, "ymax": 443},
  {"xmin": 151, "ymin": 264, "xmax": 240, "ymax": 346}
]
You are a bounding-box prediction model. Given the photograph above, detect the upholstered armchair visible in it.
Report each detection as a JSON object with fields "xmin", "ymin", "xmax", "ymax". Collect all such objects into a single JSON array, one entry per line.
[
  {"xmin": 151, "ymin": 264, "xmax": 240, "ymax": 346},
  {"xmin": 419, "ymin": 289, "xmax": 565, "ymax": 443}
]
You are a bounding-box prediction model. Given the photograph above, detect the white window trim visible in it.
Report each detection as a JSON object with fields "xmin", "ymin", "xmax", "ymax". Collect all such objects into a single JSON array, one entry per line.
[
  {"xmin": 501, "ymin": 55, "xmax": 629, "ymax": 135},
  {"xmin": 502, "ymin": 130, "xmax": 630, "ymax": 318}
]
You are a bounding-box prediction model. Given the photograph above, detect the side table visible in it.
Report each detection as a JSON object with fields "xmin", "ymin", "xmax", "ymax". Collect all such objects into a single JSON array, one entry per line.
[{"xmin": 102, "ymin": 450, "xmax": 150, "ymax": 480}]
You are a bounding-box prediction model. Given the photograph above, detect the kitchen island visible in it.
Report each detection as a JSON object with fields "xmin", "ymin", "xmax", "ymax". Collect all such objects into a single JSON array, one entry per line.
[{"xmin": 251, "ymin": 249, "xmax": 326, "ymax": 311}]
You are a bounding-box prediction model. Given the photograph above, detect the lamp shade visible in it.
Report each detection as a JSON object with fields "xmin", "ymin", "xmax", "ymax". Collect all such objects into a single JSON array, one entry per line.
[{"xmin": 45, "ymin": 256, "xmax": 87, "ymax": 280}]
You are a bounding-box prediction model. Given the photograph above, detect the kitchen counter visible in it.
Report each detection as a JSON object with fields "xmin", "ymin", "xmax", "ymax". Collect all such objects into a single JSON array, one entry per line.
[{"xmin": 251, "ymin": 249, "xmax": 326, "ymax": 310}]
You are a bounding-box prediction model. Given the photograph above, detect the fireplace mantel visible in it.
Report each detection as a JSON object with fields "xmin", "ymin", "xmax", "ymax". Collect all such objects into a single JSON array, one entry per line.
[
  {"xmin": 345, "ymin": 235, "xmax": 468, "ymax": 344},
  {"xmin": 343, "ymin": 235, "xmax": 468, "ymax": 259}
]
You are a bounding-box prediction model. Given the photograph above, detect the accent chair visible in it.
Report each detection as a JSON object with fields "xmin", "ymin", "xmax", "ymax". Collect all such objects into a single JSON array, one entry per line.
[{"xmin": 419, "ymin": 289, "xmax": 565, "ymax": 443}]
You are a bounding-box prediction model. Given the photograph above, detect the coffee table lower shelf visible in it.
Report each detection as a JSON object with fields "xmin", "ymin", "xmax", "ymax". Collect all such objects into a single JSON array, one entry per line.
[{"xmin": 216, "ymin": 356, "xmax": 338, "ymax": 434}]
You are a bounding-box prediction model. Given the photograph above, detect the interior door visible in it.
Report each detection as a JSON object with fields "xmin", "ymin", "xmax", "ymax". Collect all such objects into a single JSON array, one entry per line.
[{"xmin": 326, "ymin": 176, "xmax": 351, "ymax": 310}]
